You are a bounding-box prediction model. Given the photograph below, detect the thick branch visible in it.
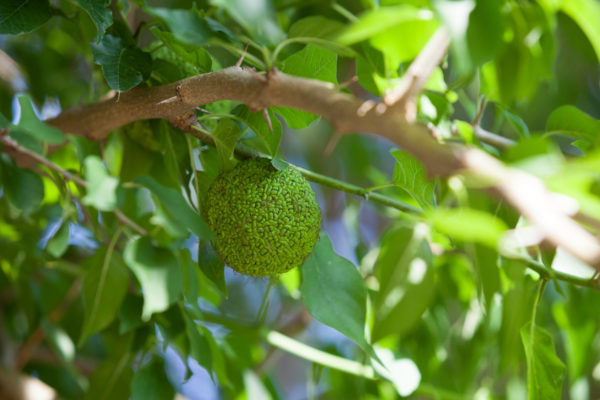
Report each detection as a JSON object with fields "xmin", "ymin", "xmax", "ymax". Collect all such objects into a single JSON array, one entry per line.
[{"xmin": 35, "ymin": 67, "xmax": 600, "ymax": 268}]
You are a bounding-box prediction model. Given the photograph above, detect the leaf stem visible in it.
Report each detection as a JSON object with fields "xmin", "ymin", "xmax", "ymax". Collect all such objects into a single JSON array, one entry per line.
[{"xmin": 265, "ymin": 330, "xmax": 376, "ymax": 379}]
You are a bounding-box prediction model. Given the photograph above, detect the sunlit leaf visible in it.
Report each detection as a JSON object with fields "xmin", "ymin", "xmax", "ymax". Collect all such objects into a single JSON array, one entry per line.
[
  {"xmin": 546, "ymin": 105, "xmax": 600, "ymax": 145},
  {"xmin": 82, "ymin": 155, "xmax": 120, "ymax": 211},
  {"xmin": 391, "ymin": 149, "xmax": 435, "ymax": 209},
  {"xmin": 123, "ymin": 237, "xmax": 183, "ymax": 320},
  {"xmin": 15, "ymin": 94, "xmax": 65, "ymax": 144},
  {"xmin": 428, "ymin": 207, "xmax": 508, "ymax": 248},
  {"xmin": 301, "ymin": 234, "xmax": 371, "ymax": 353},
  {"xmin": 372, "ymin": 225, "xmax": 434, "ymax": 342},
  {"xmin": 520, "ymin": 322, "xmax": 566, "ymax": 400}
]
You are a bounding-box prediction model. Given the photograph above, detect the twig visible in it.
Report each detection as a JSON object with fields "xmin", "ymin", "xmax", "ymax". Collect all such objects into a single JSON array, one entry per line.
[
  {"xmin": 383, "ymin": 27, "xmax": 451, "ymax": 117},
  {"xmin": 0, "ymin": 136, "xmax": 148, "ymax": 236},
  {"xmin": 473, "ymin": 126, "xmax": 516, "ymax": 149},
  {"xmin": 15, "ymin": 279, "xmax": 82, "ymax": 370}
]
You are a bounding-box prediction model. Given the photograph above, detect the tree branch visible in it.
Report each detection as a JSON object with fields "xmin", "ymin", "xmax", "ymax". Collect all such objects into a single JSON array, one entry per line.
[{"xmin": 14, "ymin": 65, "xmax": 599, "ymax": 269}]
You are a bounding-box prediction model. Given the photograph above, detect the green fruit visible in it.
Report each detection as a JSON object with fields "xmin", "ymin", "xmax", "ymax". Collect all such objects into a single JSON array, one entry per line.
[{"xmin": 205, "ymin": 158, "xmax": 321, "ymax": 277}]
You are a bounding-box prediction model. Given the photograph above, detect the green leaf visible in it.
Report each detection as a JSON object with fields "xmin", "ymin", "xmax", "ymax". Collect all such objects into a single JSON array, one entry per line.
[
  {"xmin": 0, "ymin": 0, "xmax": 55, "ymax": 34},
  {"xmin": 300, "ymin": 234, "xmax": 370, "ymax": 352},
  {"xmin": 198, "ymin": 241, "xmax": 227, "ymax": 298},
  {"xmin": 287, "ymin": 16, "xmax": 356, "ymax": 57},
  {"xmin": 520, "ymin": 322, "xmax": 566, "ymax": 400},
  {"xmin": 427, "ymin": 207, "xmax": 508, "ymax": 248},
  {"xmin": 546, "ymin": 105, "xmax": 600, "ymax": 145},
  {"xmin": 136, "ymin": 175, "xmax": 213, "ymax": 240},
  {"xmin": 466, "ymin": 0, "xmax": 504, "ymax": 65},
  {"xmin": 274, "ymin": 44, "xmax": 338, "ymax": 129},
  {"xmin": 212, "ymin": 118, "xmax": 244, "ymax": 170},
  {"xmin": 337, "ymin": 5, "xmax": 431, "ymax": 45},
  {"xmin": 15, "ymin": 94, "xmax": 65, "ymax": 144},
  {"xmin": 150, "ymin": 28, "xmax": 212, "ymax": 73},
  {"xmin": 118, "ymin": 294, "xmax": 144, "ymax": 334},
  {"xmin": 391, "ymin": 149, "xmax": 435, "ymax": 209},
  {"xmin": 46, "ymin": 222, "xmax": 70, "ymax": 258},
  {"xmin": 123, "ymin": 237, "xmax": 183, "ymax": 321},
  {"xmin": 281, "ymin": 44, "xmax": 338, "ymax": 84},
  {"xmin": 85, "ymin": 354, "xmax": 133, "ymax": 400},
  {"xmin": 1, "ymin": 161, "xmax": 44, "ymax": 214},
  {"xmin": 74, "ymin": 0, "xmax": 112, "ymax": 42},
  {"xmin": 82, "ymin": 155, "xmax": 120, "ymax": 211},
  {"xmin": 560, "ymin": 0, "xmax": 600, "ymax": 62},
  {"xmin": 91, "ymin": 35, "xmax": 152, "ymax": 92},
  {"xmin": 80, "ymin": 248, "xmax": 129, "ymax": 345},
  {"xmin": 372, "ymin": 225, "xmax": 434, "ymax": 342},
  {"xmin": 236, "ymin": 107, "xmax": 282, "ymax": 157},
  {"xmin": 131, "ymin": 357, "xmax": 175, "ymax": 400},
  {"xmin": 210, "ymin": 0, "xmax": 284, "ymax": 45},
  {"xmin": 149, "ymin": 7, "xmax": 211, "ymax": 46}
]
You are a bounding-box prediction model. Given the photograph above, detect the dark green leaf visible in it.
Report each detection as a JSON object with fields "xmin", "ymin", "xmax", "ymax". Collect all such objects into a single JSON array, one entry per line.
[
  {"xmin": 198, "ymin": 241, "xmax": 227, "ymax": 298},
  {"xmin": 82, "ymin": 155, "xmax": 120, "ymax": 212},
  {"xmin": 80, "ymin": 249, "xmax": 129, "ymax": 345},
  {"xmin": 1, "ymin": 161, "xmax": 44, "ymax": 214},
  {"xmin": 372, "ymin": 225, "xmax": 434, "ymax": 342},
  {"xmin": 0, "ymin": 0, "xmax": 54, "ymax": 34},
  {"xmin": 91, "ymin": 35, "xmax": 152, "ymax": 92},
  {"xmin": 74, "ymin": 0, "xmax": 112, "ymax": 42},
  {"xmin": 150, "ymin": 28, "xmax": 212, "ymax": 73},
  {"xmin": 520, "ymin": 322, "xmax": 566, "ymax": 400},
  {"xmin": 546, "ymin": 105, "xmax": 600, "ymax": 145},
  {"xmin": 466, "ymin": 0, "xmax": 504, "ymax": 65},
  {"xmin": 85, "ymin": 354, "xmax": 133, "ymax": 400},
  {"xmin": 210, "ymin": 0, "xmax": 284, "ymax": 45},
  {"xmin": 123, "ymin": 237, "xmax": 183, "ymax": 320},
  {"xmin": 301, "ymin": 234, "xmax": 370, "ymax": 352},
  {"xmin": 136, "ymin": 175, "xmax": 213, "ymax": 240},
  {"xmin": 131, "ymin": 357, "xmax": 175, "ymax": 400},
  {"xmin": 118, "ymin": 294, "xmax": 144, "ymax": 334},
  {"xmin": 149, "ymin": 7, "xmax": 211, "ymax": 46},
  {"xmin": 15, "ymin": 94, "xmax": 65, "ymax": 144},
  {"xmin": 391, "ymin": 149, "xmax": 435, "ymax": 209},
  {"xmin": 236, "ymin": 107, "xmax": 282, "ymax": 157},
  {"xmin": 560, "ymin": 0, "xmax": 600, "ymax": 62}
]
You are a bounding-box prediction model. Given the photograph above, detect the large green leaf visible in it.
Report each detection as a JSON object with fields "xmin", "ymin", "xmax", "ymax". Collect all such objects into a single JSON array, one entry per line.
[
  {"xmin": 150, "ymin": 28, "xmax": 212, "ymax": 73},
  {"xmin": 372, "ymin": 225, "xmax": 434, "ymax": 342},
  {"xmin": 131, "ymin": 357, "xmax": 175, "ymax": 400},
  {"xmin": 198, "ymin": 241, "xmax": 227, "ymax": 298},
  {"xmin": 286, "ymin": 16, "xmax": 355, "ymax": 57},
  {"xmin": 546, "ymin": 105, "xmax": 600, "ymax": 145},
  {"xmin": 0, "ymin": 0, "xmax": 55, "ymax": 34},
  {"xmin": 520, "ymin": 322, "xmax": 566, "ymax": 400},
  {"xmin": 85, "ymin": 353, "xmax": 133, "ymax": 400},
  {"xmin": 82, "ymin": 155, "xmax": 120, "ymax": 212},
  {"xmin": 210, "ymin": 0, "xmax": 284, "ymax": 45},
  {"xmin": 74, "ymin": 0, "xmax": 112, "ymax": 42},
  {"xmin": 149, "ymin": 7, "xmax": 211, "ymax": 46},
  {"xmin": 136, "ymin": 175, "xmax": 213, "ymax": 240},
  {"xmin": 80, "ymin": 248, "xmax": 129, "ymax": 345},
  {"xmin": 123, "ymin": 237, "xmax": 183, "ymax": 321},
  {"xmin": 391, "ymin": 149, "xmax": 435, "ymax": 209},
  {"xmin": 46, "ymin": 221, "xmax": 70, "ymax": 258},
  {"xmin": 300, "ymin": 234, "xmax": 370, "ymax": 352},
  {"xmin": 91, "ymin": 35, "xmax": 152, "ymax": 92},
  {"xmin": 560, "ymin": 0, "xmax": 600, "ymax": 62},
  {"xmin": 274, "ymin": 44, "xmax": 338, "ymax": 129}
]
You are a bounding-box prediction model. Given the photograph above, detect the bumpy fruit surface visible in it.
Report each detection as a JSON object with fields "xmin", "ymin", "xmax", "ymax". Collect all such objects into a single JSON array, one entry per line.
[{"xmin": 205, "ymin": 158, "xmax": 321, "ymax": 277}]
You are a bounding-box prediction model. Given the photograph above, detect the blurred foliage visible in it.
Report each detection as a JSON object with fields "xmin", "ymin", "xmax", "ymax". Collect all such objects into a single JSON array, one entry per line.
[{"xmin": 1, "ymin": 0, "xmax": 600, "ymax": 399}]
